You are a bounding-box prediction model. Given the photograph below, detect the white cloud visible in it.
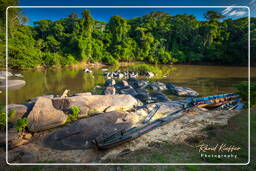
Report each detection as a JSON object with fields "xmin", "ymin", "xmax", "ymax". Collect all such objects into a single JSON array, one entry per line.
[
  {"xmin": 228, "ymin": 10, "xmax": 247, "ymax": 17},
  {"xmin": 222, "ymin": 6, "xmax": 234, "ymax": 15}
]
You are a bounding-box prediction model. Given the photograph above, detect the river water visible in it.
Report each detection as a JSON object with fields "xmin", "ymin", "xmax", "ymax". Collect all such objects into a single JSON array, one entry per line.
[{"xmin": 1, "ymin": 65, "xmax": 255, "ymax": 104}]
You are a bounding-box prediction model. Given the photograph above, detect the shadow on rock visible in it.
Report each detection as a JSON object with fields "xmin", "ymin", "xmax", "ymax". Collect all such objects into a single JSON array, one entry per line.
[{"xmin": 43, "ymin": 111, "xmax": 133, "ymax": 150}]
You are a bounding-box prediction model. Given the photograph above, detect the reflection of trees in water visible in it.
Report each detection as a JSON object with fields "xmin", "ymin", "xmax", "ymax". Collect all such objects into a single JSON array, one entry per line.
[{"xmin": 4, "ymin": 66, "xmax": 250, "ymax": 104}]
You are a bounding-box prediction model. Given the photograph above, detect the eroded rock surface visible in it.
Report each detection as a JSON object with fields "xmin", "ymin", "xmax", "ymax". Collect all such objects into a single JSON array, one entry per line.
[
  {"xmin": 52, "ymin": 94, "xmax": 140, "ymax": 116},
  {"xmin": 27, "ymin": 97, "xmax": 68, "ymax": 132}
]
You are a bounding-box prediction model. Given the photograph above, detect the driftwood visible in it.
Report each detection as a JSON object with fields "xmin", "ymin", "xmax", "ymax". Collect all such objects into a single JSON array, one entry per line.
[{"xmin": 60, "ymin": 89, "xmax": 70, "ymax": 98}]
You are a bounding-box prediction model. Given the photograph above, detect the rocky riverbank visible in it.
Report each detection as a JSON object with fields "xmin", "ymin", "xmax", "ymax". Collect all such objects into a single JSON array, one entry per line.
[{"xmin": 1, "ymin": 78, "xmax": 242, "ymax": 163}]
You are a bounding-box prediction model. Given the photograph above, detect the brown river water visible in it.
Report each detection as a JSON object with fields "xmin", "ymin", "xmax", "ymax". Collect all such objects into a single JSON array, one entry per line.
[{"xmin": 0, "ymin": 65, "xmax": 255, "ymax": 105}]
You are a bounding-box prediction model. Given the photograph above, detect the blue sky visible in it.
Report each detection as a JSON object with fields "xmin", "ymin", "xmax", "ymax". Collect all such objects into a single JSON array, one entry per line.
[{"xmin": 16, "ymin": 0, "xmax": 255, "ymax": 25}]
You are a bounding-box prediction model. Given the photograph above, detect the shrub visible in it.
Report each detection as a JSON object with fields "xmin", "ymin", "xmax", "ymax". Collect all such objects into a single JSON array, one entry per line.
[
  {"xmin": 15, "ymin": 117, "xmax": 28, "ymax": 132},
  {"xmin": 0, "ymin": 112, "xmax": 6, "ymax": 132},
  {"xmin": 129, "ymin": 64, "xmax": 162, "ymax": 75},
  {"xmin": 0, "ymin": 105, "xmax": 6, "ymax": 132},
  {"xmin": 102, "ymin": 53, "xmax": 119, "ymax": 66},
  {"xmin": 235, "ymin": 81, "xmax": 256, "ymax": 107},
  {"xmin": 66, "ymin": 106, "xmax": 81, "ymax": 123},
  {"xmin": 9, "ymin": 110, "xmax": 16, "ymax": 119}
]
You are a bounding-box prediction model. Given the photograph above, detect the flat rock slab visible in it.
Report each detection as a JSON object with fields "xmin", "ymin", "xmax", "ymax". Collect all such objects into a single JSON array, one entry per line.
[
  {"xmin": 0, "ymin": 80, "xmax": 26, "ymax": 90},
  {"xmin": 167, "ymin": 83, "xmax": 199, "ymax": 97},
  {"xmin": 27, "ymin": 97, "xmax": 68, "ymax": 132},
  {"xmin": 44, "ymin": 111, "xmax": 133, "ymax": 150}
]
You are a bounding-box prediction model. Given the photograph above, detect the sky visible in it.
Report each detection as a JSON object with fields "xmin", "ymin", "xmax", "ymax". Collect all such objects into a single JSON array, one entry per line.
[{"xmin": 15, "ymin": 0, "xmax": 256, "ymax": 25}]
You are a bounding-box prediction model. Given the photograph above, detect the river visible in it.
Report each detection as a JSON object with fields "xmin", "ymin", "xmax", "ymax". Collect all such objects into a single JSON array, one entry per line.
[{"xmin": 0, "ymin": 65, "xmax": 255, "ymax": 104}]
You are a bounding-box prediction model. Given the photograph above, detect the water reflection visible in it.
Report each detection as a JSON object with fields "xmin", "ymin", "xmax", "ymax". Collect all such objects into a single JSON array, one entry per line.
[{"xmin": 0, "ymin": 65, "xmax": 254, "ymax": 104}]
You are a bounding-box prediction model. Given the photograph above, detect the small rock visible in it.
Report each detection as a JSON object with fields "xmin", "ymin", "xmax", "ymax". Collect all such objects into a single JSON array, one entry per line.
[
  {"xmin": 147, "ymin": 82, "xmax": 167, "ymax": 91},
  {"xmin": 13, "ymin": 74, "xmax": 23, "ymax": 78},
  {"xmin": 83, "ymin": 69, "xmax": 92, "ymax": 73},
  {"xmin": 145, "ymin": 71, "xmax": 154, "ymax": 77},
  {"xmin": 0, "ymin": 71, "xmax": 13, "ymax": 77}
]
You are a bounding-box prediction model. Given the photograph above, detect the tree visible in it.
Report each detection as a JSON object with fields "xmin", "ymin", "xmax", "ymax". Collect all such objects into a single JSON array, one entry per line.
[{"xmin": 204, "ymin": 10, "xmax": 225, "ymax": 21}]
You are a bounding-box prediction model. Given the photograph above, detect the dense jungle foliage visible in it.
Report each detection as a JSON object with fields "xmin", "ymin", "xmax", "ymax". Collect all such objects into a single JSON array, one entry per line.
[{"xmin": 0, "ymin": 0, "xmax": 255, "ymax": 69}]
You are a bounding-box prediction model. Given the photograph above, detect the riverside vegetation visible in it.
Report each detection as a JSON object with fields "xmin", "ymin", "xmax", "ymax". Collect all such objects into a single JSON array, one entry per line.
[{"xmin": 1, "ymin": 0, "xmax": 255, "ymax": 69}]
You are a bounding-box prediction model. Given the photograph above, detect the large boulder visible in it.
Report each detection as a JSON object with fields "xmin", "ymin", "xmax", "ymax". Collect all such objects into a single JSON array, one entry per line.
[
  {"xmin": 166, "ymin": 83, "xmax": 199, "ymax": 97},
  {"xmin": 119, "ymin": 86, "xmax": 138, "ymax": 96},
  {"xmin": 147, "ymin": 82, "xmax": 167, "ymax": 91},
  {"xmin": 27, "ymin": 97, "xmax": 68, "ymax": 132},
  {"xmin": 127, "ymin": 78, "xmax": 149, "ymax": 89},
  {"xmin": 43, "ymin": 111, "xmax": 135, "ymax": 150},
  {"xmin": 52, "ymin": 94, "xmax": 140, "ymax": 117}
]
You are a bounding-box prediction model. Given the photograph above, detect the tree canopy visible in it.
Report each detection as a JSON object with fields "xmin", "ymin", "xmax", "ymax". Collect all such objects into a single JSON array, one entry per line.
[{"xmin": 0, "ymin": 4, "xmax": 254, "ymax": 69}]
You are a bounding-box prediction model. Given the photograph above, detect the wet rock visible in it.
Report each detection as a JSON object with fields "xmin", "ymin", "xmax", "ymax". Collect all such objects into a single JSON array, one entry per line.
[
  {"xmin": 104, "ymin": 86, "xmax": 116, "ymax": 95},
  {"xmin": 127, "ymin": 78, "xmax": 149, "ymax": 89},
  {"xmin": 27, "ymin": 97, "xmax": 68, "ymax": 132},
  {"xmin": 104, "ymin": 71, "xmax": 139, "ymax": 79},
  {"xmin": 119, "ymin": 86, "xmax": 138, "ymax": 96},
  {"xmin": 147, "ymin": 82, "xmax": 167, "ymax": 91},
  {"xmin": 114, "ymin": 80, "xmax": 129, "ymax": 91},
  {"xmin": 150, "ymin": 91, "xmax": 170, "ymax": 102},
  {"xmin": 83, "ymin": 68, "xmax": 92, "ymax": 73},
  {"xmin": 134, "ymin": 89, "xmax": 151, "ymax": 103},
  {"xmin": 120, "ymin": 80, "xmax": 129, "ymax": 87},
  {"xmin": 166, "ymin": 83, "xmax": 199, "ymax": 97},
  {"xmin": 44, "ymin": 111, "xmax": 134, "ymax": 150},
  {"xmin": 0, "ymin": 80, "xmax": 26, "ymax": 90},
  {"xmin": 105, "ymin": 79, "xmax": 116, "ymax": 87}
]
